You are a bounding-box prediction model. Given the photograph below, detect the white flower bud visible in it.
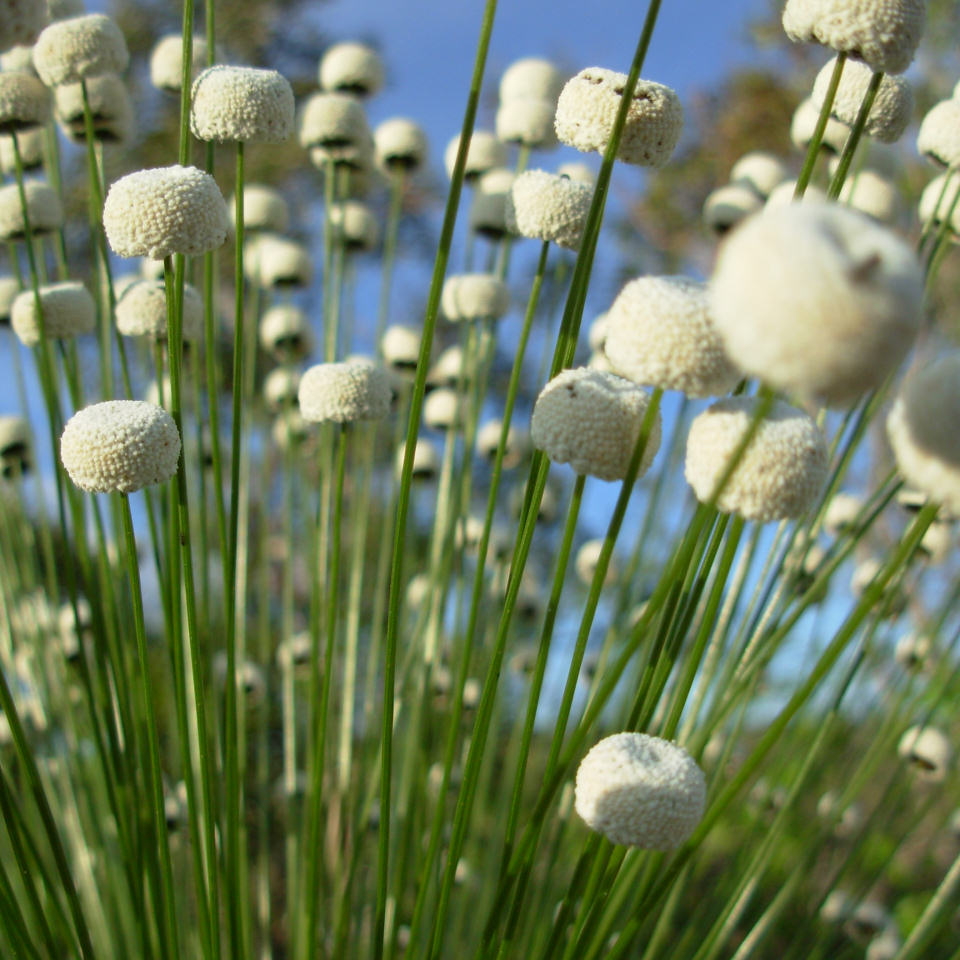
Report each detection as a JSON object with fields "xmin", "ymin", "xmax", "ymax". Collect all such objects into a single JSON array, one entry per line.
[
  {"xmin": 684, "ymin": 397, "xmax": 828, "ymax": 523},
  {"xmin": 0, "ymin": 127, "xmax": 45, "ymax": 173},
  {"xmin": 263, "ymin": 366, "xmax": 301, "ymax": 412},
  {"xmin": 149, "ymin": 34, "xmax": 213, "ymax": 93},
  {"xmin": 823, "ymin": 490, "xmax": 863, "ymax": 535},
  {"xmin": 374, "ymin": 117, "xmax": 427, "ymax": 172},
  {"xmin": 381, "ymin": 324, "xmax": 420, "ymax": 374},
  {"xmin": 506, "ymin": 169, "xmax": 592, "ymax": 250},
  {"xmin": 115, "ymin": 279, "xmax": 202, "ymax": 341},
  {"xmin": 60, "ymin": 400, "xmax": 181, "ymax": 494},
  {"xmin": 898, "ymin": 724, "xmax": 952, "ymax": 780},
  {"xmin": 54, "ymin": 72, "xmax": 133, "ymax": 143},
  {"xmin": 0, "ymin": 414, "xmax": 31, "ymax": 476},
  {"xmin": 0, "ymin": 72, "xmax": 49, "ymax": 131},
  {"xmin": 33, "ymin": 14, "xmax": 129, "ymax": 87},
  {"xmin": 838, "ymin": 168, "xmax": 898, "ymax": 223},
  {"xmin": 764, "ymin": 179, "xmax": 828, "ymax": 207},
  {"xmin": 397, "ymin": 437, "xmax": 440, "ymax": 480},
  {"xmin": 476, "ymin": 418, "xmax": 529, "ymax": 469},
  {"xmin": 243, "ymin": 233, "xmax": 312, "ymax": 288},
  {"xmin": 329, "ymin": 200, "xmax": 378, "ymax": 251},
  {"xmin": 298, "ymin": 91, "xmax": 372, "ymax": 168},
  {"xmin": 556, "ymin": 161, "xmax": 595, "ymax": 185},
  {"xmin": 917, "ymin": 98, "xmax": 960, "ymax": 168},
  {"xmin": 259, "ymin": 304, "xmax": 313, "ymax": 360},
  {"xmin": 423, "ymin": 387, "xmax": 461, "ymax": 430},
  {"xmin": 191, "ymin": 65, "xmax": 294, "ymax": 143},
  {"xmin": 703, "ymin": 183, "xmax": 763, "ymax": 235},
  {"xmin": 444, "ymin": 129, "xmax": 507, "ymax": 181},
  {"xmin": 11, "ymin": 281, "xmax": 94, "ymax": 346},
  {"xmin": 0, "ymin": 179, "xmax": 62, "ymax": 240},
  {"xmin": 496, "ymin": 98, "xmax": 557, "ymax": 149},
  {"xmin": 231, "ymin": 184, "xmax": 289, "ymax": 234},
  {"xmin": 790, "ymin": 96, "xmax": 850, "ymax": 154},
  {"xmin": 894, "ymin": 632, "xmax": 932, "ymax": 670},
  {"xmin": 554, "ymin": 67, "xmax": 683, "ymax": 168},
  {"xmin": 574, "ymin": 539, "xmax": 619, "ymax": 586},
  {"xmin": 574, "ymin": 732, "xmax": 706, "ymax": 849},
  {"xmin": 729, "ymin": 151, "xmax": 787, "ymax": 198},
  {"xmin": 298, "ymin": 360, "xmax": 392, "ymax": 423},
  {"xmin": 318, "ymin": 42, "xmax": 383, "ymax": 98},
  {"xmin": 500, "ymin": 58, "xmax": 564, "ymax": 104},
  {"xmin": 918, "ymin": 173, "xmax": 960, "ymax": 237}
]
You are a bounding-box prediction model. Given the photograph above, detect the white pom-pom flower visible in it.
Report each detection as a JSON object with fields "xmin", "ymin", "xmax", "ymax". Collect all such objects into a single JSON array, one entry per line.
[
  {"xmin": 259, "ymin": 304, "xmax": 313, "ymax": 360},
  {"xmin": 469, "ymin": 166, "xmax": 515, "ymax": 239},
  {"xmin": 0, "ymin": 73, "xmax": 49, "ymax": 131},
  {"xmin": 115, "ymin": 279, "xmax": 202, "ymax": 341},
  {"xmin": 0, "ymin": 180, "xmax": 62, "ymax": 240},
  {"xmin": 709, "ymin": 202, "xmax": 923, "ymax": 407},
  {"xmin": 729, "ymin": 151, "xmax": 787, "ymax": 198},
  {"xmin": 54, "ymin": 73, "xmax": 133, "ymax": 143},
  {"xmin": 496, "ymin": 98, "xmax": 558, "ymax": 149},
  {"xmin": 423, "ymin": 388, "xmax": 461, "ymax": 431},
  {"xmin": 790, "ymin": 96, "xmax": 850, "ymax": 154},
  {"xmin": 443, "ymin": 130, "xmax": 507, "ymax": 181},
  {"xmin": 60, "ymin": 400, "xmax": 181, "ymax": 494},
  {"xmin": 11, "ymin": 281, "xmax": 95, "ymax": 346},
  {"xmin": 917, "ymin": 98, "xmax": 960, "ymax": 168},
  {"xmin": 782, "ymin": 0, "xmax": 926, "ymax": 74},
  {"xmin": 231, "ymin": 184, "xmax": 289, "ymax": 234},
  {"xmin": 329, "ymin": 200, "xmax": 379, "ymax": 252},
  {"xmin": 298, "ymin": 92, "xmax": 372, "ymax": 168},
  {"xmin": 263, "ymin": 367, "xmax": 301, "ymax": 412},
  {"xmin": 500, "ymin": 58, "xmax": 564, "ymax": 104},
  {"xmin": 574, "ymin": 733, "xmax": 706, "ymax": 849},
  {"xmin": 918, "ymin": 173, "xmax": 960, "ymax": 237},
  {"xmin": 898, "ymin": 725, "xmax": 952, "ymax": 780},
  {"xmin": 318, "ymin": 42, "xmax": 383, "ymax": 98},
  {"xmin": 824, "ymin": 490, "xmax": 863, "ymax": 535},
  {"xmin": 382, "ymin": 324, "xmax": 420, "ymax": 374},
  {"xmin": 374, "ymin": 117, "xmax": 427, "ymax": 172},
  {"xmin": 0, "ymin": 415, "xmax": 31, "ymax": 475},
  {"xmin": 838, "ymin": 168, "xmax": 898, "ymax": 223},
  {"xmin": 149, "ymin": 34, "xmax": 213, "ymax": 93},
  {"xmin": 298, "ymin": 360, "xmax": 392, "ymax": 423},
  {"xmin": 243, "ymin": 234, "xmax": 312, "ymax": 288},
  {"xmin": 397, "ymin": 437, "xmax": 441, "ymax": 480},
  {"xmin": 554, "ymin": 67, "xmax": 683, "ymax": 168},
  {"xmin": 604, "ymin": 276, "xmax": 740, "ymax": 398},
  {"xmin": 684, "ymin": 397, "xmax": 829, "ymax": 523},
  {"xmin": 0, "ymin": 127, "xmax": 45, "ymax": 173},
  {"xmin": 103, "ymin": 165, "xmax": 229, "ymax": 260},
  {"xmin": 33, "ymin": 14, "xmax": 129, "ymax": 87},
  {"xmin": 506, "ymin": 169, "xmax": 592, "ymax": 250},
  {"xmin": 812, "ymin": 57, "xmax": 913, "ymax": 143},
  {"xmin": 476, "ymin": 418, "xmax": 529, "ymax": 469},
  {"xmin": 574, "ymin": 539, "xmax": 619, "ymax": 586},
  {"xmin": 887, "ymin": 352, "xmax": 960, "ymax": 516},
  {"xmin": 530, "ymin": 367, "xmax": 661, "ymax": 482},
  {"xmin": 441, "ymin": 273, "xmax": 510, "ymax": 322},
  {"xmin": 703, "ymin": 183, "xmax": 763, "ymax": 235},
  {"xmin": 191, "ymin": 65, "xmax": 294, "ymax": 143}
]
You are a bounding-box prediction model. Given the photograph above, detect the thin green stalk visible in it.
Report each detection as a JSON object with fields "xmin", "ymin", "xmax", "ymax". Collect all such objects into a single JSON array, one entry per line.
[
  {"xmin": 794, "ymin": 53, "xmax": 845, "ymax": 198},
  {"xmin": 827, "ymin": 69, "xmax": 883, "ymax": 199}
]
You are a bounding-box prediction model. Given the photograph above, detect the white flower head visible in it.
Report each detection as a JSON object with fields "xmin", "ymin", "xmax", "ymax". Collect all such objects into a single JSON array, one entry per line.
[
  {"xmin": 191, "ymin": 65, "xmax": 295, "ymax": 143},
  {"xmin": 298, "ymin": 359, "xmax": 392, "ymax": 423},
  {"xmin": 11, "ymin": 281, "xmax": 95, "ymax": 346},
  {"xmin": 33, "ymin": 14, "xmax": 129, "ymax": 86},
  {"xmin": 506, "ymin": 169, "xmax": 593, "ymax": 250}
]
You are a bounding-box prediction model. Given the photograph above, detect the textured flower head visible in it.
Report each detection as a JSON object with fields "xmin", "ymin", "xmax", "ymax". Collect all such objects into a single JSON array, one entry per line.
[
  {"xmin": 496, "ymin": 98, "xmax": 558, "ymax": 149},
  {"xmin": 729, "ymin": 151, "xmax": 787, "ymax": 199},
  {"xmin": 298, "ymin": 359, "xmax": 392, "ymax": 423},
  {"xmin": 574, "ymin": 733, "xmax": 706, "ymax": 849},
  {"xmin": 0, "ymin": 179, "xmax": 62, "ymax": 241},
  {"xmin": 115, "ymin": 279, "xmax": 203, "ymax": 341},
  {"xmin": 506, "ymin": 169, "xmax": 592, "ymax": 250},
  {"xmin": 443, "ymin": 130, "xmax": 507, "ymax": 181},
  {"xmin": 374, "ymin": 117, "xmax": 428, "ymax": 172},
  {"xmin": 531, "ymin": 367, "xmax": 661, "ymax": 482},
  {"xmin": 103, "ymin": 165, "xmax": 229, "ymax": 260},
  {"xmin": 709, "ymin": 202, "xmax": 923, "ymax": 406},
  {"xmin": 500, "ymin": 58, "xmax": 564, "ymax": 104},
  {"xmin": 191, "ymin": 65, "xmax": 294, "ymax": 143},
  {"xmin": 0, "ymin": 73, "xmax": 49, "ymax": 132},
  {"xmin": 243, "ymin": 234, "xmax": 313, "ymax": 288},
  {"xmin": 469, "ymin": 166, "xmax": 515, "ymax": 239},
  {"xmin": 329, "ymin": 200, "xmax": 379, "ymax": 251},
  {"xmin": 263, "ymin": 367, "xmax": 301, "ymax": 412},
  {"xmin": 476, "ymin": 418, "xmax": 529, "ymax": 469},
  {"xmin": 55, "ymin": 73, "xmax": 133, "ymax": 143},
  {"xmin": 0, "ymin": 415, "xmax": 31, "ymax": 476},
  {"xmin": 685, "ymin": 397, "xmax": 829, "ymax": 523},
  {"xmin": 60, "ymin": 400, "xmax": 181, "ymax": 494},
  {"xmin": 0, "ymin": 127, "xmax": 44, "ymax": 173},
  {"xmin": 149, "ymin": 34, "xmax": 213, "ymax": 93},
  {"xmin": 259, "ymin": 304, "xmax": 314, "ymax": 361},
  {"xmin": 790, "ymin": 96, "xmax": 851, "ymax": 154},
  {"xmin": 917, "ymin": 99, "xmax": 960, "ymax": 168},
  {"xmin": 11, "ymin": 281, "xmax": 95, "ymax": 346},
  {"xmin": 230, "ymin": 184, "xmax": 290, "ymax": 234},
  {"xmin": 554, "ymin": 67, "xmax": 683, "ymax": 168},
  {"xmin": 33, "ymin": 14, "xmax": 129, "ymax": 86},
  {"xmin": 381, "ymin": 324, "xmax": 420, "ymax": 374},
  {"xmin": 703, "ymin": 183, "xmax": 763, "ymax": 235},
  {"xmin": 604, "ymin": 275, "xmax": 740, "ymax": 397},
  {"xmin": 441, "ymin": 273, "xmax": 509, "ymax": 323},
  {"xmin": 298, "ymin": 92, "xmax": 372, "ymax": 168},
  {"xmin": 318, "ymin": 42, "xmax": 384, "ymax": 98}
]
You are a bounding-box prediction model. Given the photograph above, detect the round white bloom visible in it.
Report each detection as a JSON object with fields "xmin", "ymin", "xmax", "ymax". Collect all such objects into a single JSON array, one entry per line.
[
  {"xmin": 812, "ymin": 57, "xmax": 913, "ymax": 143},
  {"xmin": 790, "ymin": 96, "xmax": 851, "ymax": 154},
  {"xmin": 243, "ymin": 233, "xmax": 312, "ymax": 287},
  {"xmin": 703, "ymin": 183, "xmax": 763, "ymax": 235},
  {"xmin": 298, "ymin": 92, "xmax": 372, "ymax": 166},
  {"xmin": 11, "ymin": 281, "xmax": 95, "ymax": 346},
  {"xmin": 839, "ymin": 168, "xmax": 898, "ymax": 223},
  {"xmin": 115, "ymin": 279, "xmax": 202, "ymax": 341},
  {"xmin": 0, "ymin": 127, "xmax": 45, "ymax": 173},
  {"xmin": 329, "ymin": 200, "xmax": 378, "ymax": 251},
  {"xmin": 823, "ymin": 490, "xmax": 863, "ymax": 534},
  {"xmin": 917, "ymin": 98, "xmax": 960, "ymax": 168},
  {"xmin": 381, "ymin": 324, "xmax": 420, "ymax": 373},
  {"xmin": 374, "ymin": 117, "xmax": 427, "ymax": 172},
  {"xmin": 103, "ymin": 165, "xmax": 229, "ymax": 260},
  {"xmin": 423, "ymin": 387, "xmax": 461, "ymax": 430},
  {"xmin": 898, "ymin": 724, "xmax": 952, "ymax": 780},
  {"xmin": 506, "ymin": 169, "xmax": 592, "ymax": 250},
  {"xmin": 54, "ymin": 72, "xmax": 133, "ymax": 143},
  {"xmin": 887, "ymin": 352, "xmax": 960, "ymax": 516},
  {"xmin": 782, "ymin": 0, "xmax": 926, "ymax": 74},
  {"xmin": 318, "ymin": 42, "xmax": 383, "ymax": 98},
  {"xmin": 0, "ymin": 1, "xmax": 46, "ymax": 49},
  {"xmin": 441, "ymin": 273, "xmax": 509, "ymax": 322},
  {"xmin": 684, "ymin": 397, "xmax": 829, "ymax": 523},
  {"xmin": 443, "ymin": 129, "xmax": 507, "ymax": 181},
  {"xmin": 0, "ymin": 44, "xmax": 37, "ymax": 75},
  {"xmin": 397, "ymin": 437, "xmax": 440, "ymax": 480},
  {"xmin": 276, "ymin": 631, "xmax": 312, "ymax": 669},
  {"xmin": 149, "ymin": 34, "xmax": 213, "ymax": 93},
  {"xmin": 729, "ymin": 151, "xmax": 787, "ymax": 198},
  {"xmin": 259, "ymin": 304, "xmax": 313, "ymax": 360},
  {"xmin": 604, "ymin": 276, "xmax": 740, "ymax": 398},
  {"xmin": 554, "ymin": 67, "xmax": 683, "ymax": 168},
  {"xmin": 531, "ymin": 367, "xmax": 661, "ymax": 482},
  {"xmin": 33, "ymin": 14, "xmax": 129, "ymax": 87},
  {"xmin": 0, "ymin": 72, "xmax": 49, "ymax": 131},
  {"xmin": 0, "ymin": 179, "xmax": 62, "ymax": 240},
  {"xmin": 496, "ymin": 98, "xmax": 557, "ymax": 149},
  {"xmin": 468, "ymin": 166, "xmax": 515, "ymax": 238},
  {"xmin": 271, "ymin": 409, "xmax": 309, "ymax": 451},
  {"xmin": 231, "ymin": 184, "xmax": 289, "ymax": 234},
  {"xmin": 500, "ymin": 58, "xmax": 564, "ymax": 104},
  {"xmin": 918, "ymin": 173, "xmax": 960, "ymax": 237},
  {"xmin": 574, "ymin": 538, "xmax": 619, "ymax": 586},
  {"xmin": 849, "ymin": 556, "xmax": 907, "ymax": 617},
  {"xmin": 764, "ymin": 179, "xmax": 828, "ymax": 208},
  {"xmin": 476, "ymin": 418, "xmax": 529, "ymax": 469},
  {"xmin": 263, "ymin": 366, "xmax": 301, "ymax": 412},
  {"xmin": 918, "ymin": 519, "xmax": 952, "ymax": 564},
  {"xmin": 60, "ymin": 400, "xmax": 181, "ymax": 494},
  {"xmin": 0, "ymin": 415, "xmax": 30, "ymax": 474},
  {"xmin": 298, "ymin": 360, "xmax": 391, "ymax": 423},
  {"xmin": 212, "ymin": 652, "xmax": 266, "ymax": 704},
  {"xmin": 709, "ymin": 202, "xmax": 923, "ymax": 407},
  {"xmin": 574, "ymin": 733, "xmax": 706, "ymax": 849},
  {"xmin": 894, "ymin": 632, "xmax": 932, "ymax": 670},
  {"xmin": 821, "ymin": 890, "xmax": 852, "ymax": 924},
  {"xmin": 191, "ymin": 65, "xmax": 294, "ymax": 143}
]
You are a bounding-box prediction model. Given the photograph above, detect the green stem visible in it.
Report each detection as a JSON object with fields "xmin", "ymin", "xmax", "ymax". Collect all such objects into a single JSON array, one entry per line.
[
  {"xmin": 794, "ymin": 54, "xmax": 845, "ymax": 199},
  {"xmin": 827, "ymin": 69, "xmax": 883, "ymax": 200}
]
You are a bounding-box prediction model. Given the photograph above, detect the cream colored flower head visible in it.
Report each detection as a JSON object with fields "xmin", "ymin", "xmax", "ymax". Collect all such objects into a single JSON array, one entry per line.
[
  {"xmin": 397, "ymin": 437, "xmax": 440, "ymax": 479},
  {"xmin": 500, "ymin": 58, "xmax": 564, "ymax": 103},
  {"xmin": 476, "ymin": 418, "xmax": 529, "ymax": 469},
  {"xmin": 574, "ymin": 539, "xmax": 619, "ymax": 587},
  {"xmin": 298, "ymin": 359, "xmax": 392, "ymax": 423},
  {"xmin": 554, "ymin": 67, "xmax": 683, "ymax": 168},
  {"xmin": 318, "ymin": 42, "xmax": 383, "ymax": 98},
  {"xmin": 703, "ymin": 183, "xmax": 763, "ymax": 235},
  {"xmin": 329, "ymin": 200, "xmax": 379, "ymax": 252},
  {"xmin": 729, "ymin": 151, "xmax": 787, "ymax": 198},
  {"xmin": 0, "ymin": 180, "xmax": 62, "ymax": 241},
  {"xmin": 115, "ymin": 279, "xmax": 203, "ymax": 341},
  {"xmin": 684, "ymin": 397, "xmax": 829, "ymax": 523},
  {"xmin": 382, "ymin": 324, "xmax": 420, "ymax": 373},
  {"xmin": 230, "ymin": 184, "xmax": 290, "ymax": 234},
  {"xmin": 0, "ymin": 44, "xmax": 37, "ymax": 76},
  {"xmin": 917, "ymin": 99, "xmax": 960, "ymax": 168},
  {"xmin": 60, "ymin": 400, "xmax": 181, "ymax": 494},
  {"xmin": 782, "ymin": 0, "xmax": 926, "ymax": 74},
  {"xmin": 898, "ymin": 724, "xmax": 952, "ymax": 780},
  {"xmin": 243, "ymin": 233, "xmax": 313, "ymax": 288},
  {"xmin": 0, "ymin": 73, "xmax": 49, "ymax": 132},
  {"xmin": 531, "ymin": 367, "xmax": 661, "ymax": 482},
  {"xmin": 298, "ymin": 91, "xmax": 372, "ymax": 165},
  {"xmin": 823, "ymin": 490, "xmax": 863, "ymax": 535},
  {"xmin": 444, "ymin": 129, "xmax": 507, "ymax": 181},
  {"xmin": 55, "ymin": 73, "xmax": 133, "ymax": 143},
  {"xmin": 191, "ymin": 65, "xmax": 294, "ymax": 143},
  {"xmin": 0, "ymin": 415, "xmax": 31, "ymax": 476},
  {"xmin": 574, "ymin": 733, "xmax": 706, "ymax": 849},
  {"xmin": 149, "ymin": 34, "xmax": 213, "ymax": 93},
  {"xmin": 918, "ymin": 173, "xmax": 960, "ymax": 237},
  {"xmin": 496, "ymin": 98, "xmax": 558, "ymax": 149},
  {"xmin": 0, "ymin": 276, "xmax": 19, "ymax": 323},
  {"xmin": 374, "ymin": 117, "xmax": 427, "ymax": 172},
  {"xmin": 790, "ymin": 96, "xmax": 850, "ymax": 154},
  {"xmin": 812, "ymin": 57, "xmax": 913, "ymax": 143},
  {"xmin": 423, "ymin": 388, "xmax": 461, "ymax": 431},
  {"xmin": 103, "ymin": 165, "xmax": 229, "ymax": 260},
  {"xmin": 0, "ymin": 127, "xmax": 44, "ymax": 173},
  {"xmin": 263, "ymin": 367, "xmax": 301, "ymax": 412},
  {"xmin": 887, "ymin": 352, "xmax": 960, "ymax": 516},
  {"xmin": 33, "ymin": 14, "xmax": 129, "ymax": 86},
  {"xmin": 468, "ymin": 166, "xmax": 515, "ymax": 239},
  {"xmin": 604, "ymin": 275, "xmax": 740, "ymax": 397},
  {"xmin": 441, "ymin": 273, "xmax": 509, "ymax": 323},
  {"xmin": 11, "ymin": 281, "xmax": 95, "ymax": 346},
  {"xmin": 709, "ymin": 202, "xmax": 923, "ymax": 407},
  {"xmin": 259, "ymin": 304, "xmax": 313, "ymax": 360},
  {"xmin": 506, "ymin": 169, "xmax": 592, "ymax": 250},
  {"xmin": 838, "ymin": 168, "xmax": 898, "ymax": 223}
]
